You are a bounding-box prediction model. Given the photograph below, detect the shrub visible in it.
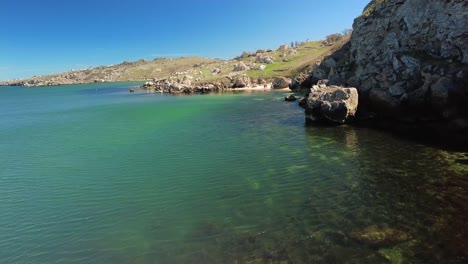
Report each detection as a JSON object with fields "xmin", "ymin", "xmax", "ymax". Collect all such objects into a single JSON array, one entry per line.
[{"xmin": 325, "ymin": 33, "xmax": 344, "ymax": 44}]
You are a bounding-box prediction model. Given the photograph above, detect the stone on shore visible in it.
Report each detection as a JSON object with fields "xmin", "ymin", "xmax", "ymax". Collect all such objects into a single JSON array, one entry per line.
[
  {"xmin": 272, "ymin": 77, "xmax": 291, "ymax": 89},
  {"xmin": 232, "ymin": 75, "xmax": 252, "ymax": 88}
]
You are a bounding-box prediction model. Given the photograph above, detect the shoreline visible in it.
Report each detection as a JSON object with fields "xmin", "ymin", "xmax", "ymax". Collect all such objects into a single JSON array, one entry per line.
[
  {"xmin": 0, "ymin": 81, "xmax": 295, "ymax": 95},
  {"xmin": 0, "ymin": 81, "xmax": 293, "ymax": 92}
]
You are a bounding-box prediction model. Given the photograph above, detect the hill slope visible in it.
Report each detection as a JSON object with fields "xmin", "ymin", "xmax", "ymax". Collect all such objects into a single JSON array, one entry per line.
[{"xmin": 1, "ymin": 41, "xmax": 337, "ymax": 88}]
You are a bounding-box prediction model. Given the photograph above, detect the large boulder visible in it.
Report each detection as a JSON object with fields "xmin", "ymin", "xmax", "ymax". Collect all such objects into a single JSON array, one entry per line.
[
  {"xmin": 256, "ymin": 55, "xmax": 274, "ymax": 64},
  {"xmin": 232, "ymin": 75, "xmax": 252, "ymax": 88},
  {"xmin": 211, "ymin": 68, "xmax": 221, "ymax": 75},
  {"xmin": 288, "ymin": 49, "xmax": 298, "ymax": 55},
  {"xmin": 284, "ymin": 94, "xmax": 297, "ymax": 102},
  {"xmin": 233, "ymin": 61, "xmax": 250, "ymax": 71},
  {"xmin": 272, "ymin": 77, "xmax": 291, "ymax": 89},
  {"xmin": 305, "ymin": 86, "xmax": 359, "ymax": 124}
]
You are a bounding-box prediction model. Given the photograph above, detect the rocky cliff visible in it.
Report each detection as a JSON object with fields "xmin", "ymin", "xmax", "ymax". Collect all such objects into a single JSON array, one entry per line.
[{"xmin": 305, "ymin": 0, "xmax": 468, "ymax": 142}]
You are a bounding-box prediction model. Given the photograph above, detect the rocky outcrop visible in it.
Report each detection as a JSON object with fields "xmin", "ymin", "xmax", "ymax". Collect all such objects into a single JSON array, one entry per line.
[
  {"xmin": 272, "ymin": 77, "xmax": 291, "ymax": 89},
  {"xmin": 305, "ymin": 86, "xmax": 359, "ymax": 124},
  {"xmin": 141, "ymin": 78, "xmax": 224, "ymax": 94},
  {"xmin": 288, "ymin": 49, "xmax": 298, "ymax": 56},
  {"xmin": 303, "ymin": 0, "xmax": 468, "ymax": 135},
  {"xmin": 211, "ymin": 68, "xmax": 222, "ymax": 75},
  {"xmin": 256, "ymin": 55, "xmax": 274, "ymax": 64},
  {"xmin": 233, "ymin": 61, "xmax": 250, "ymax": 71},
  {"xmin": 141, "ymin": 74, "xmax": 254, "ymax": 93},
  {"xmin": 278, "ymin": 44, "xmax": 291, "ymax": 51},
  {"xmin": 232, "ymin": 75, "xmax": 252, "ymax": 88}
]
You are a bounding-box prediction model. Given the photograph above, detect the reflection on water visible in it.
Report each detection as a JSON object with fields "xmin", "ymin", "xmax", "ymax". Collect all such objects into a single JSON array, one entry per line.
[{"xmin": 0, "ymin": 84, "xmax": 467, "ymax": 264}]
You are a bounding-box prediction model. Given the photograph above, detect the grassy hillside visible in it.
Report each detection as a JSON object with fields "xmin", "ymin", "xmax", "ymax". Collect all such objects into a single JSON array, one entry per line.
[
  {"xmin": 1, "ymin": 40, "xmax": 342, "ymax": 87},
  {"xmin": 243, "ymin": 41, "xmax": 332, "ymax": 80}
]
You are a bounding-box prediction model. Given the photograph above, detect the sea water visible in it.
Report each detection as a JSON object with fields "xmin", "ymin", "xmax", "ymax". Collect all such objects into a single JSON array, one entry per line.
[{"xmin": 0, "ymin": 83, "xmax": 467, "ymax": 263}]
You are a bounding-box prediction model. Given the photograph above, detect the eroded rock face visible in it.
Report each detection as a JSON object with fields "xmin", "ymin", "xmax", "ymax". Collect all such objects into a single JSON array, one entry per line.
[
  {"xmin": 305, "ymin": 86, "xmax": 359, "ymax": 124},
  {"xmin": 306, "ymin": 0, "xmax": 468, "ymax": 129}
]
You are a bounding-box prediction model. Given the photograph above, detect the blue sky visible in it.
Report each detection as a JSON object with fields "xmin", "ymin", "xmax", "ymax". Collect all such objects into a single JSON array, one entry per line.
[{"xmin": 1, "ymin": 0, "xmax": 369, "ymax": 80}]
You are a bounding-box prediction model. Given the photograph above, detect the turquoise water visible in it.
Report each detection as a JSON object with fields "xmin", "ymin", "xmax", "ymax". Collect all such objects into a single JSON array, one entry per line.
[{"xmin": 0, "ymin": 83, "xmax": 467, "ymax": 263}]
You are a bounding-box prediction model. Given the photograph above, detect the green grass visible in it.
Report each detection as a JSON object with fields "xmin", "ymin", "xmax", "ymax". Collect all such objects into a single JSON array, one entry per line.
[
  {"xmin": 361, "ymin": 0, "xmax": 385, "ymax": 17},
  {"xmin": 246, "ymin": 41, "xmax": 333, "ymax": 80}
]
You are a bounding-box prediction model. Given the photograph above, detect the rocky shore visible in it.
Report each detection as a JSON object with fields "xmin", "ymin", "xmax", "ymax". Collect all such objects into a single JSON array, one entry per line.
[
  {"xmin": 294, "ymin": 0, "xmax": 468, "ymax": 147},
  {"xmin": 140, "ymin": 75, "xmax": 292, "ymax": 94}
]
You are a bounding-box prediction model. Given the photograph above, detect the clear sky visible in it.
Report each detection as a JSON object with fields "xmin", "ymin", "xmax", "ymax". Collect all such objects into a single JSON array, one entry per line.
[{"xmin": 1, "ymin": 0, "xmax": 370, "ymax": 80}]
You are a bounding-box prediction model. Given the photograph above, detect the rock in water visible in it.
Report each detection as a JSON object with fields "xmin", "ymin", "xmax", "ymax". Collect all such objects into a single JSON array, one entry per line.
[
  {"xmin": 305, "ymin": 86, "xmax": 358, "ymax": 124},
  {"xmin": 285, "ymin": 94, "xmax": 297, "ymax": 102}
]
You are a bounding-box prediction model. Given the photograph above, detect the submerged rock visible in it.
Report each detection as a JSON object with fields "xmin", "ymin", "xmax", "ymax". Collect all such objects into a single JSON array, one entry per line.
[
  {"xmin": 305, "ymin": 86, "xmax": 358, "ymax": 124},
  {"xmin": 350, "ymin": 226, "xmax": 411, "ymax": 248}
]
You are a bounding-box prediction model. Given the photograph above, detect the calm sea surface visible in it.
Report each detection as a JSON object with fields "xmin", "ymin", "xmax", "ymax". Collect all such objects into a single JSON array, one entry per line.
[{"xmin": 0, "ymin": 82, "xmax": 467, "ymax": 263}]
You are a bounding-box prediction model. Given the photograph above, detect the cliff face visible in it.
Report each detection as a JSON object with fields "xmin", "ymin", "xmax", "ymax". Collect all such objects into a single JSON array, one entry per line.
[{"xmin": 310, "ymin": 0, "xmax": 468, "ymax": 132}]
